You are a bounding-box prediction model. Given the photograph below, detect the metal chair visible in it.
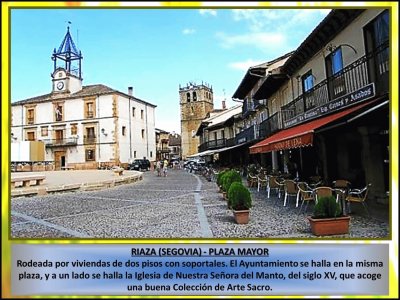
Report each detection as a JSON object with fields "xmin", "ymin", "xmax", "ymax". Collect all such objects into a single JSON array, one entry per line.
[
  {"xmin": 257, "ymin": 173, "xmax": 268, "ymax": 192},
  {"xmin": 267, "ymin": 176, "xmax": 282, "ymax": 199},
  {"xmin": 345, "ymin": 183, "xmax": 372, "ymax": 216},
  {"xmin": 283, "ymin": 180, "xmax": 298, "ymax": 207},
  {"xmin": 297, "ymin": 182, "xmax": 315, "ymax": 213},
  {"xmin": 247, "ymin": 173, "xmax": 258, "ymax": 188}
]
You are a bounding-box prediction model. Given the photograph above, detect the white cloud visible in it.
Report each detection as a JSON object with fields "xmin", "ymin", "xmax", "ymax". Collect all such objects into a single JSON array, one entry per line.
[
  {"xmin": 228, "ymin": 59, "xmax": 265, "ymax": 71},
  {"xmin": 199, "ymin": 9, "xmax": 217, "ymax": 17},
  {"xmin": 231, "ymin": 8, "xmax": 331, "ymax": 32},
  {"xmin": 182, "ymin": 28, "xmax": 196, "ymax": 35},
  {"xmin": 216, "ymin": 31, "xmax": 285, "ymax": 53}
]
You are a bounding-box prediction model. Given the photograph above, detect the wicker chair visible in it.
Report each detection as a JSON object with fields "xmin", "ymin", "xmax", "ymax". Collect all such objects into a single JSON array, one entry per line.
[
  {"xmin": 283, "ymin": 180, "xmax": 298, "ymax": 207},
  {"xmin": 297, "ymin": 182, "xmax": 315, "ymax": 213}
]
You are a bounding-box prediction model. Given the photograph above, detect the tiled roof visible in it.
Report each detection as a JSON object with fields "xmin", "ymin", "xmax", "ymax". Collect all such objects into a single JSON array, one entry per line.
[{"xmin": 12, "ymin": 84, "xmax": 156, "ymax": 107}]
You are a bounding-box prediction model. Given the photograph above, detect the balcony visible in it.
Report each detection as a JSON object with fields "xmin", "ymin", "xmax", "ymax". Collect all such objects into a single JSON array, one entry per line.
[
  {"xmin": 258, "ymin": 112, "xmax": 284, "ymax": 139},
  {"xmin": 157, "ymin": 146, "xmax": 170, "ymax": 153},
  {"xmin": 83, "ymin": 136, "xmax": 97, "ymax": 144},
  {"xmin": 86, "ymin": 111, "xmax": 94, "ymax": 118},
  {"xmin": 281, "ymin": 42, "xmax": 388, "ymax": 128},
  {"xmin": 198, "ymin": 138, "xmax": 235, "ymax": 152},
  {"xmin": 242, "ymin": 99, "xmax": 256, "ymax": 118},
  {"xmin": 44, "ymin": 137, "xmax": 78, "ymax": 147},
  {"xmin": 27, "ymin": 117, "xmax": 34, "ymax": 125},
  {"xmin": 235, "ymin": 125, "xmax": 255, "ymax": 145}
]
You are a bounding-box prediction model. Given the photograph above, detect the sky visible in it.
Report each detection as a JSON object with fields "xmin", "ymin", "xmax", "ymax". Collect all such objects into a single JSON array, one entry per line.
[{"xmin": 10, "ymin": 5, "xmax": 331, "ymax": 133}]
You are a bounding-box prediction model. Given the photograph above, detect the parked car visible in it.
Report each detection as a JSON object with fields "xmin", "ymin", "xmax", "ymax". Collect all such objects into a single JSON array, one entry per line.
[{"xmin": 128, "ymin": 159, "xmax": 150, "ymax": 171}]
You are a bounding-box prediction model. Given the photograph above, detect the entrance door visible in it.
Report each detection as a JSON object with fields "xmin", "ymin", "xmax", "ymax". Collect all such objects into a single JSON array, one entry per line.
[{"xmin": 54, "ymin": 151, "xmax": 67, "ymax": 170}]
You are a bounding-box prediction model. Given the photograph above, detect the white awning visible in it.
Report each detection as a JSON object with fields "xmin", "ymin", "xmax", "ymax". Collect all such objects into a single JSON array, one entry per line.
[{"xmin": 187, "ymin": 149, "xmax": 216, "ymax": 158}]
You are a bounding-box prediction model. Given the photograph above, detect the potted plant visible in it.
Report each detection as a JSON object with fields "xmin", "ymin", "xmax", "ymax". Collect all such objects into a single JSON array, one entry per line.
[
  {"xmin": 222, "ymin": 170, "xmax": 242, "ymax": 201},
  {"xmin": 307, "ymin": 196, "xmax": 350, "ymax": 236},
  {"xmin": 228, "ymin": 182, "xmax": 252, "ymax": 224},
  {"xmin": 216, "ymin": 170, "xmax": 228, "ymax": 193}
]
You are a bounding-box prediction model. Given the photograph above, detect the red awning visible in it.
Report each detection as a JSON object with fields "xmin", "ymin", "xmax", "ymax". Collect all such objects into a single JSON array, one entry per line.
[{"xmin": 250, "ymin": 101, "xmax": 374, "ymax": 154}]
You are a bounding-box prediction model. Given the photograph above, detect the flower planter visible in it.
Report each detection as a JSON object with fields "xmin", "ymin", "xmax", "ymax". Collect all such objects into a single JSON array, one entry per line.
[
  {"xmin": 233, "ymin": 210, "xmax": 250, "ymax": 224},
  {"xmin": 307, "ymin": 216, "xmax": 350, "ymax": 236}
]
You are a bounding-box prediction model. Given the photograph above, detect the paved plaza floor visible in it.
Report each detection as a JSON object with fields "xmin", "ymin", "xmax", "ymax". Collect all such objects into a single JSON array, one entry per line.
[{"xmin": 10, "ymin": 169, "xmax": 390, "ymax": 239}]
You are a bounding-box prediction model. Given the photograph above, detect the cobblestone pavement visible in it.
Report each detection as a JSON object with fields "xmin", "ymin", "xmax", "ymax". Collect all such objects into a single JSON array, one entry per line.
[{"xmin": 10, "ymin": 169, "xmax": 390, "ymax": 239}]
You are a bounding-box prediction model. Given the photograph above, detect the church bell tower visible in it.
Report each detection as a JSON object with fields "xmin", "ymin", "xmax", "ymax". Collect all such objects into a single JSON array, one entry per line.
[{"xmin": 179, "ymin": 82, "xmax": 214, "ymax": 159}]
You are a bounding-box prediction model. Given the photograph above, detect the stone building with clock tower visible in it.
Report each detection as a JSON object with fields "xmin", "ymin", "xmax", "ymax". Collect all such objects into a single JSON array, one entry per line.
[{"xmin": 11, "ymin": 27, "xmax": 156, "ymax": 170}]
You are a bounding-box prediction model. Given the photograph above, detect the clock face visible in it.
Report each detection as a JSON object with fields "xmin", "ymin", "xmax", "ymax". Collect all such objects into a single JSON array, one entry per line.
[{"xmin": 56, "ymin": 81, "xmax": 64, "ymax": 90}]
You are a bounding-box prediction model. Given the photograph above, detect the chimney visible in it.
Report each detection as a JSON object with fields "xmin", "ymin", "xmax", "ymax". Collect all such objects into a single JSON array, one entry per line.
[
  {"xmin": 128, "ymin": 86, "xmax": 133, "ymax": 96},
  {"xmin": 222, "ymin": 100, "xmax": 226, "ymax": 110}
]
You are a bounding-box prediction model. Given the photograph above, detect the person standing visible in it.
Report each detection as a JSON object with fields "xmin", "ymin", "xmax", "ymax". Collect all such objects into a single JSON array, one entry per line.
[
  {"xmin": 163, "ymin": 159, "xmax": 168, "ymax": 177},
  {"xmin": 156, "ymin": 160, "xmax": 162, "ymax": 177}
]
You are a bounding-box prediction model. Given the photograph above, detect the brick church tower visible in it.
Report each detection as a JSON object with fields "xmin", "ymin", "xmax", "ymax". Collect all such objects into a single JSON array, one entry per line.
[{"xmin": 179, "ymin": 82, "xmax": 214, "ymax": 159}]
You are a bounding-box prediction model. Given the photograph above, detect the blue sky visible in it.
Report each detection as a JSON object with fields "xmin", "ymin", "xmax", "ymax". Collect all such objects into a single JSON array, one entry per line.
[{"xmin": 10, "ymin": 6, "xmax": 330, "ymax": 133}]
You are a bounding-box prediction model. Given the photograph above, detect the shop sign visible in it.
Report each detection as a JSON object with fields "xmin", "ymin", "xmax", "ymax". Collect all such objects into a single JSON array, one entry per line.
[{"xmin": 283, "ymin": 83, "xmax": 375, "ymax": 128}]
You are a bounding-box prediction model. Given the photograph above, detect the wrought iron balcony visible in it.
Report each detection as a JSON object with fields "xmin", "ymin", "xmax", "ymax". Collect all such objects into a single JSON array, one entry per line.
[
  {"xmin": 242, "ymin": 99, "xmax": 256, "ymax": 117},
  {"xmin": 281, "ymin": 42, "xmax": 388, "ymax": 128},
  {"xmin": 258, "ymin": 112, "xmax": 284, "ymax": 139},
  {"xmin": 44, "ymin": 137, "xmax": 78, "ymax": 147},
  {"xmin": 83, "ymin": 136, "xmax": 97, "ymax": 144},
  {"xmin": 235, "ymin": 125, "xmax": 255, "ymax": 145},
  {"xmin": 199, "ymin": 138, "xmax": 227, "ymax": 152}
]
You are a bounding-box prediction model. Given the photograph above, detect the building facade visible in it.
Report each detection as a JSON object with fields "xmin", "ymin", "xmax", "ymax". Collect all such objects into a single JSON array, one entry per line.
[
  {"xmin": 179, "ymin": 82, "xmax": 214, "ymax": 159},
  {"xmin": 11, "ymin": 27, "xmax": 156, "ymax": 170},
  {"xmin": 249, "ymin": 9, "xmax": 389, "ymax": 203}
]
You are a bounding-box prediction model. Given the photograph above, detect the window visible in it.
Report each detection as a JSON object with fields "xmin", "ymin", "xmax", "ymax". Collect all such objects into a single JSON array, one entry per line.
[
  {"xmin": 86, "ymin": 102, "xmax": 94, "ymax": 118},
  {"xmin": 186, "ymin": 92, "xmax": 191, "ymax": 102},
  {"xmin": 85, "ymin": 149, "xmax": 95, "ymax": 161},
  {"xmin": 326, "ymin": 47, "xmax": 346, "ymax": 99},
  {"xmin": 221, "ymin": 130, "xmax": 225, "ymax": 140},
  {"xmin": 330, "ymin": 48, "xmax": 343, "ymax": 75},
  {"xmin": 134, "ymin": 151, "xmax": 137, "ymax": 158},
  {"xmin": 26, "ymin": 108, "xmax": 35, "ymax": 125},
  {"xmin": 302, "ymin": 72, "xmax": 314, "ymax": 93},
  {"xmin": 364, "ymin": 10, "xmax": 389, "ymax": 93},
  {"xmin": 85, "ymin": 127, "xmax": 96, "ymax": 143},
  {"xmin": 122, "ymin": 126, "xmax": 126, "ymax": 136},
  {"xmin": 41, "ymin": 127, "xmax": 48, "ymax": 136},
  {"xmin": 141, "ymin": 129, "xmax": 145, "ymax": 139},
  {"xmin": 141, "ymin": 110, "xmax": 144, "ymax": 119},
  {"xmin": 26, "ymin": 131, "xmax": 35, "ymax": 141},
  {"xmin": 132, "ymin": 107, "xmax": 136, "ymax": 117},
  {"xmin": 302, "ymin": 71, "xmax": 316, "ymax": 110},
  {"xmin": 193, "ymin": 91, "xmax": 197, "ymax": 101},
  {"xmin": 71, "ymin": 124, "xmax": 77, "ymax": 135},
  {"xmin": 150, "ymin": 151, "xmax": 153, "ymax": 158}
]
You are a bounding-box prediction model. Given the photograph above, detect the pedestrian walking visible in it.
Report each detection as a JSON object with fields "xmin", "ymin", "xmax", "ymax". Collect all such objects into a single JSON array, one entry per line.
[
  {"xmin": 163, "ymin": 159, "xmax": 168, "ymax": 177},
  {"xmin": 156, "ymin": 160, "xmax": 162, "ymax": 177}
]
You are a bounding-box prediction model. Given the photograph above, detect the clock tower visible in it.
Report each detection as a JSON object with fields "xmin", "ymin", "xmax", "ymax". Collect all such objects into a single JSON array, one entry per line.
[{"xmin": 51, "ymin": 26, "xmax": 83, "ymax": 94}]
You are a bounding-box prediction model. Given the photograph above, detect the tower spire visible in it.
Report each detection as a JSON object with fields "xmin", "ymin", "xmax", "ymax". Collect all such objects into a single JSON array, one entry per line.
[{"xmin": 52, "ymin": 25, "xmax": 83, "ymax": 79}]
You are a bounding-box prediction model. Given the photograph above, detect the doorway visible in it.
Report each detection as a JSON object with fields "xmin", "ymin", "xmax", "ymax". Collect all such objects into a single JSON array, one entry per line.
[{"xmin": 54, "ymin": 151, "xmax": 66, "ymax": 170}]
